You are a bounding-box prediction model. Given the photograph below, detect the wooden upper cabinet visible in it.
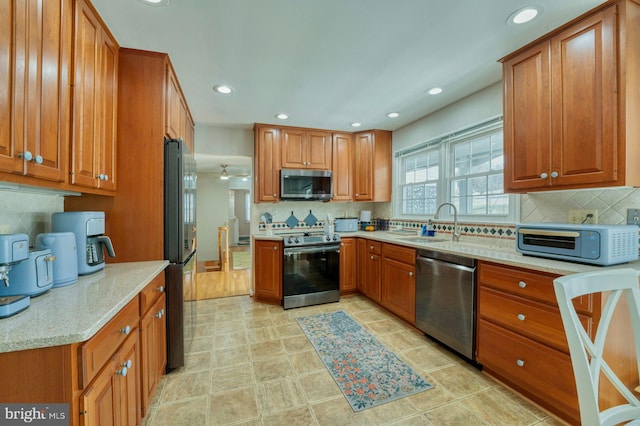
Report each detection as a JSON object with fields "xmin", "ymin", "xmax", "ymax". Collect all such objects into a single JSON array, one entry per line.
[
  {"xmin": 254, "ymin": 125, "xmax": 281, "ymax": 203},
  {"xmin": 354, "ymin": 130, "xmax": 391, "ymax": 201},
  {"xmin": 0, "ymin": 0, "xmax": 71, "ymax": 182},
  {"xmin": 332, "ymin": 133, "xmax": 353, "ymax": 201},
  {"xmin": 281, "ymin": 128, "xmax": 332, "ymax": 169},
  {"xmin": 503, "ymin": 1, "xmax": 640, "ymax": 192},
  {"xmin": 165, "ymin": 67, "xmax": 182, "ymax": 139},
  {"xmin": 71, "ymin": 0, "xmax": 118, "ymax": 191}
]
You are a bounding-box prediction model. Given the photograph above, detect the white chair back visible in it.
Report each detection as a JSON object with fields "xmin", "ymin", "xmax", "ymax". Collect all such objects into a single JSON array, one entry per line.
[{"xmin": 554, "ymin": 268, "xmax": 640, "ymax": 426}]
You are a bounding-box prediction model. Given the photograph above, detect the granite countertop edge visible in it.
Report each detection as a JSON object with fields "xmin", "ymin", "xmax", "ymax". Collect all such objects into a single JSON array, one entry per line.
[
  {"xmin": 0, "ymin": 260, "xmax": 169, "ymax": 353},
  {"xmin": 253, "ymin": 230, "xmax": 640, "ymax": 275}
]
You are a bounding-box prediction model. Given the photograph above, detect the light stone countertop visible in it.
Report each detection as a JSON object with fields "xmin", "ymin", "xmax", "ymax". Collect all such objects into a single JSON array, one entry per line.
[
  {"xmin": 0, "ymin": 260, "xmax": 169, "ymax": 353},
  {"xmin": 254, "ymin": 230, "xmax": 640, "ymax": 276}
]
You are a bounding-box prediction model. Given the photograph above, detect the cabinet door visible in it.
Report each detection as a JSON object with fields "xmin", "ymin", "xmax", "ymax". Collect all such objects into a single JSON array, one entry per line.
[
  {"xmin": 306, "ymin": 130, "xmax": 332, "ymax": 169},
  {"xmin": 366, "ymin": 254, "xmax": 381, "ymax": 303},
  {"xmin": 353, "ymin": 132, "xmax": 374, "ymax": 201},
  {"xmin": 281, "ymin": 128, "xmax": 306, "ymax": 168},
  {"xmin": 97, "ymin": 27, "xmax": 118, "ymax": 191},
  {"xmin": 503, "ymin": 42, "xmax": 552, "ymax": 191},
  {"xmin": 80, "ymin": 358, "xmax": 117, "ymax": 426},
  {"xmin": 254, "ymin": 126, "xmax": 281, "ymax": 203},
  {"xmin": 116, "ymin": 332, "xmax": 140, "ymax": 426},
  {"xmin": 550, "ymin": 6, "xmax": 616, "ymax": 187},
  {"xmin": 165, "ymin": 66, "xmax": 181, "ymax": 139},
  {"xmin": 356, "ymin": 239, "xmax": 367, "ymax": 294},
  {"xmin": 254, "ymin": 240, "xmax": 282, "ymax": 302},
  {"xmin": 140, "ymin": 293, "xmax": 166, "ymax": 416},
  {"xmin": 339, "ymin": 238, "xmax": 357, "ymax": 293},
  {"xmin": 381, "ymin": 257, "xmax": 416, "ymax": 323},
  {"xmin": 0, "ymin": 0, "xmax": 71, "ymax": 181},
  {"xmin": 332, "ymin": 133, "xmax": 352, "ymax": 201}
]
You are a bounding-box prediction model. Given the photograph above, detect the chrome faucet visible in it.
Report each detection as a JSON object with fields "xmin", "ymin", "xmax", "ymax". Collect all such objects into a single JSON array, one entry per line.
[{"xmin": 434, "ymin": 202, "xmax": 460, "ymax": 242}]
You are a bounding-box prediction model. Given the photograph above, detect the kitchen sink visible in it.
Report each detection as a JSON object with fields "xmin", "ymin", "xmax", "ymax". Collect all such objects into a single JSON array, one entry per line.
[{"xmin": 397, "ymin": 236, "xmax": 450, "ymax": 243}]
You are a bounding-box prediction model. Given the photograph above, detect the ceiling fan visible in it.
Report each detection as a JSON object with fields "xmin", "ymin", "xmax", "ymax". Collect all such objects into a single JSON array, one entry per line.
[{"xmin": 219, "ymin": 164, "xmax": 250, "ymax": 181}]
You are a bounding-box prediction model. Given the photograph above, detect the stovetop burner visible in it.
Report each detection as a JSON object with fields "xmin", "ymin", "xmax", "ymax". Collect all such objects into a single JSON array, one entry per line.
[{"xmin": 282, "ymin": 232, "xmax": 341, "ymax": 247}]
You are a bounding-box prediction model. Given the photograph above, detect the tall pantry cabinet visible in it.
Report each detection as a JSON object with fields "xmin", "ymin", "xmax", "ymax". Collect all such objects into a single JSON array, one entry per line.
[
  {"xmin": 0, "ymin": 0, "xmax": 72, "ymax": 184},
  {"xmin": 65, "ymin": 48, "xmax": 194, "ymax": 263}
]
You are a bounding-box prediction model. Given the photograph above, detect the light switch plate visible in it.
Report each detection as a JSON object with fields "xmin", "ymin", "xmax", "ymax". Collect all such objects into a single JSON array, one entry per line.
[
  {"xmin": 568, "ymin": 209, "xmax": 598, "ymax": 224},
  {"xmin": 627, "ymin": 209, "xmax": 640, "ymax": 227}
]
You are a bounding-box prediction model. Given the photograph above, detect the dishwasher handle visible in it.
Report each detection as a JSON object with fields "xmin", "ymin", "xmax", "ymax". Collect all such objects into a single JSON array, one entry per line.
[{"xmin": 417, "ymin": 255, "xmax": 476, "ymax": 274}]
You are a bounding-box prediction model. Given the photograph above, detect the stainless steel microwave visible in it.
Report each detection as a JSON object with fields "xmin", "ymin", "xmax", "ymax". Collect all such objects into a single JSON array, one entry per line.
[
  {"xmin": 280, "ymin": 169, "xmax": 332, "ymax": 201},
  {"xmin": 515, "ymin": 223, "xmax": 639, "ymax": 266}
]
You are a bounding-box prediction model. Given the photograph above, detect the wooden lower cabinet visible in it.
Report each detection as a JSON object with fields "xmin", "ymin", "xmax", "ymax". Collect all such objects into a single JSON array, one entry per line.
[
  {"xmin": 140, "ymin": 292, "xmax": 166, "ymax": 417},
  {"xmin": 476, "ymin": 261, "xmax": 601, "ymax": 425},
  {"xmin": 381, "ymin": 243, "xmax": 416, "ymax": 324},
  {"xmin": 357, "ymin": 239, "xmax": 381, "ymax": 303},
  {"xmin": 339, "ymin": 238, "xmax": 357, "ymax": 293},
  {"xmin": 254, "ymin": 239, "xmax": 283, "ymax": 304}
]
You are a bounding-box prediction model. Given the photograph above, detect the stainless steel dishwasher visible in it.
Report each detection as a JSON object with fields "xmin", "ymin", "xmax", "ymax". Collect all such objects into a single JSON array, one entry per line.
[{"xmin": 415, "ymin": 249, "xmax": 477, "ymax": 360}]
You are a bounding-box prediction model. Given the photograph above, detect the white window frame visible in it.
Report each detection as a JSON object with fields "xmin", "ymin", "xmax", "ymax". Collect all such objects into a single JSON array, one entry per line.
[{"xmin": 394, "ymin": 117, "xmax": 519, "ymax": 223}]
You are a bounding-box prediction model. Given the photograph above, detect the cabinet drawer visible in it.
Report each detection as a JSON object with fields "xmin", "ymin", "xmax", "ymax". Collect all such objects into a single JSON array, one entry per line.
[
  {"xmin": 79, "ymin": 297, "xmax": 140, "ymax": 388},
  {"xmin": 478, "ymin": 287, "xmax": 592, "ymax": 353},
  {"xmin": 366, "ymin": 240, "xmax": 381, "ymax": 255},
  {"xmin": 477, "ymin": 319, "xmax": 579, "ymax": 422},
  {"xmin": 140, "ymin": 273, "xmax": 165, "ymax": 315},
  {"xmin": 382, "ymin": 243, "xmax": 416, "ymax": 264},
  {"xmin": 478, "ymin": 262, "xmax": 593, "ymax": 314}
]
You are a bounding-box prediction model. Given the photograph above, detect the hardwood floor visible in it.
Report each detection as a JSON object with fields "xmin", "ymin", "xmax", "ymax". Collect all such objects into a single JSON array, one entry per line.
[{"xmin": 196, "ymin": 245, "xmax": 251, "ymax": 300}]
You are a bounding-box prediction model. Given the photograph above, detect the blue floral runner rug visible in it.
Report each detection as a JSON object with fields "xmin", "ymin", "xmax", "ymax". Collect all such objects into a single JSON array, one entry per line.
[{"xmin": 295, "ymin": 310, "xmax": 432, "ymax": 411}]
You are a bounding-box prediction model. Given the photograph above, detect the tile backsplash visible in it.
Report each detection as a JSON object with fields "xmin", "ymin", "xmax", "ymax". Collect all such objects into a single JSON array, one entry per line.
[{"xmin": 0, "ymin": 190, "xmax": 64, "ymax": 246}]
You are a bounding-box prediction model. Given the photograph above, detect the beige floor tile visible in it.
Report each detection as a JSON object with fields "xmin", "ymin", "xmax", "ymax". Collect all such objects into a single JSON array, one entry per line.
[
  {"xmin": 365, "ymin": 319, "xmax": 404, "ymax": 335},
  {"xmin": 213, "ymin": 319, "xmax": 246, "ymax": 335},
  {"xmin": 429, "ymin": 364, "xmax": 492, "ymax": 398},
  {"xmin": 254, "ymin": 355, "xmax": 294, "ymax": 382},
  {"xmin": 288, "ymin": 350, "xmax": 326, "ymax": 375},
  {"xmin": 250, "ymin": 339, "xmax": 285, "ymax": 361},
  {"xmin": 193, "ymin": 322, "xmax": 215, "ymax": 338},
  {"xmin": 181, "ymin": 351, "xmax": 212, "ymax": 373},
  {"xmin": 210, "ymin": 362, "xmax": 254, "ymax": 390},
  {"xmin": 407, "ymin": 378, "xmax": 456, "ymax": 411},
  {"xmin": 298, "ymin": 370, "xmax": 342, "ymax": 402},
  {"xmin": 257, "ymin": 377, "xmax": 307, "ymax": 415},
  {"xmin": 310, "ymin": 397, "xmax": 372, "ymax": 426},
  {"xmin": 187, "ymin": 336, "xmax": 214, "ymax": 354},
  {"xmin": 365, "ymin": 397, "xmax": 420, "ymax": 424},
  {"xmin": 402, "ymin": 345, "xmax": 458, "ymax": 372},
  {"xmin": 281, "ymin": 334, "xmax": 313, "ymax": 353},
  {"xmin": 261, "ymin": 406, "xmax": 317, "ymax": 426},
  {"xmin": 423, "ymin": 400, "xmax": 488, "ymax": 425},
  {"xmin": 211, "ymin": 345, "xmax": 251, "ymax": 368},
  {"xmin": 493, "ymin": 385, "xmax": 559, "ymax": 422},
  {"xmin": 161, "ymin": 371, "xmax": 211, "ymax": 403},
  {"xmin": 276, "ymin": 322, "xmax": 305, "ymax": 338},
  {"xmin": 388, "ymin": 413, "xmax": 434, "ymax": 425},
  {"xmin": 151, "ymin": 396, "xmax": 208, "ymax": 426},
  {"xmin": 378, "ymin": 330, "xmax": 431, "ymax": 353},
  {"xmin": 244, "ymin": 316, "xmax": 274, "ymax": 329},
  {"xmin": 245, "ymin": 325, "xmax": 279, "ymax": 343},
  {"xmin": 212, "ymin": 330, "xmax": 248, "ymax": 349},
  {"xmin": 208, "ymin": 386, "xmax": 259, "ymax": 425},
  {"xmin": 351, "ymin": 309, "xmax": 393, "ymax": 324},
  {"xmin": 462, "ymin": 388, "xmax": 540, "ymax": 426}
]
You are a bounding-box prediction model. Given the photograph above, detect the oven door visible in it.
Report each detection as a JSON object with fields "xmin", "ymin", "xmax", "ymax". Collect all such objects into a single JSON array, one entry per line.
[{"xmin": 282, "ymin": 244, "xmax": 340, "ymax": 309}]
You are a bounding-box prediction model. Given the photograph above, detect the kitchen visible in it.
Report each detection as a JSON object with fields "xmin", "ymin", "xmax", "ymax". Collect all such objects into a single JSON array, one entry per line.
[{"xmin": 2, "ymin": 0, "xmax": 640, "ymax": 425}]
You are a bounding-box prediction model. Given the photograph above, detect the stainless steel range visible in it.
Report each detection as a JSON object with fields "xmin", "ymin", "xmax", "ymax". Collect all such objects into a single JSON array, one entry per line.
[{"xmin": 282, "ymin": 232, "xmax": 341, "ymax": 309}]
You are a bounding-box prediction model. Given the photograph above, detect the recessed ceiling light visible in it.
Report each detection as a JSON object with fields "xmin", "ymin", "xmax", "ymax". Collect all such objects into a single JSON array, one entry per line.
[
  {"xmin": 507, "ymin": 6, "xmax": 542, "ymax": 25},
  {"xmin": 427, "ymin": 87, "xmax": 443, "ymax": 95},
  {"xmin": 350, "ymin": 122, "xmax": 362, "ymax": 127},
  {"xmin": 386, "ymin": 112, "xmax": 400, "ymax": 118},
  {"xmin": 138, "ymin": 0, "xmax": 170, "ymax": 6},
  {"xmin": 213, "ymin": 85, "xmax": 233, "ymax": 94},
  {"xmin": 275, "ymin": 113, "xmax": 289, "ymax": 120}
]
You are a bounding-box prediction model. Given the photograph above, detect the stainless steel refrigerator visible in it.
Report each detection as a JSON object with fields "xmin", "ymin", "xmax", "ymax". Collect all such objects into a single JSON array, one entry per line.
[{"xmin": 164, "ymin": 138, "xmax": 197, "ymax": 371}]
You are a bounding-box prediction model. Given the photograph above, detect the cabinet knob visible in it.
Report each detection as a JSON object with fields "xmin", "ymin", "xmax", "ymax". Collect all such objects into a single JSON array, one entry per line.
[
  {"xmin": 540, "ymin": 172, "xmax": 548, "ymax": 179},
  {"xmin": 34, "ymin": 155, "xmax": 43, "ymax": 164},
  {"xmin": 103, "ymin": 174, "xmax": 109, "ymax": 181},
  {"xmin": 370, "ymin": 246, "xmax": 374, "ymax": 250},
  {"xmin": 551, "ymin": 171, "xmax": 558, "ymax": 178},
  {"xmin": 157, "ymin": 286, "xmax": 164, "ymax": 293},
  {"xmin": 155, "ymin": 309, "xmax": 164, "ymax": 319},
  {"xmin": 122, "ymin": 360, "xmax": 132, "ymax": 369},
  {"xmin": 117, "ymin": 366, "xmax": 128, "ymax": 377},
  {"xmin": 409, "ymin": 271, "xmax": 414, "ymax": 277},
  {"xmin": 517, "ymin": 313, "xmax": 526, "ymax": 321},
  {"xmin": 273, "ymin": 193, "xmax": 277, "ymax": 197},
  {"xmin": 516, "ymin": 359, "xmax": 525, "ymax": 367},
  {"xmin": 273, "ymin": 246, "xmax": 278, "ymax": 250},
  {"xmin": 518, "ymin": 281, "xmax": 527, "ymax": 288},
  {"xmin": 18, "ymin": 151, "xmax": 33, "ymax": 161},
  {"xmin": 119, "ymin": 325, "xmax": 131, "ymax": 335},
  {"xmin": 370, "ymin": 256, "xmax": 374, "ymax": 260},
  {"xmin": 355, "ymin": 193, "xmax": 359, "ymax": 197}
]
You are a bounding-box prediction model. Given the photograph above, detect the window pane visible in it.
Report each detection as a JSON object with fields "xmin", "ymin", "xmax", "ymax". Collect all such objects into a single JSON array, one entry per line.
[
  {"xmin": 470, "ymin": 138, "xmax": 490, "ymax": 174},
  {"xmin": 454, "ymin": 142, "xmax": 469, "ymax": 176},
  {"xmin": 488, "ymin": 173, "xmax": 503, "ymax": 194},
  {"xmin": 488, "ymin": 195, "xmax": 509, "ymax": 215},
  {"xmin": 471, "ymin": 196, "xmax": 487, "ymax": 214},
  {"xmin": 469, "ymin": 176, "xmax": 487, "ymax": 195}
]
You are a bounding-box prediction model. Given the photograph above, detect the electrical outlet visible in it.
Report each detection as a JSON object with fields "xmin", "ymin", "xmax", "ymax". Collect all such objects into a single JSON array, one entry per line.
[
  {"xmin": 568, "ymin": 209, "xmax": 599, "ymax": 224},
  {"xmin": 0, "ymin": 224, "xmax": 10, "ymax": 234},
  {"xmin": 627, "ymin": 209, "xmax": 640, "ymax": 227}
]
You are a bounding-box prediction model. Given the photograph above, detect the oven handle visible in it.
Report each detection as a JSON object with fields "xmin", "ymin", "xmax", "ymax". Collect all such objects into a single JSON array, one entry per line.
[{"xmin": 284, "ymin": 245, "xmax": 341, "ymax": 255}]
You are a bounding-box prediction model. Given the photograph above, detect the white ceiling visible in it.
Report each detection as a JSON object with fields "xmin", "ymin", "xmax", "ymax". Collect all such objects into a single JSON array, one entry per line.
[{"xmin": 92, "ymin": 0, "xmax": 606, "ymax": 172}]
